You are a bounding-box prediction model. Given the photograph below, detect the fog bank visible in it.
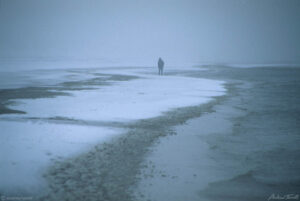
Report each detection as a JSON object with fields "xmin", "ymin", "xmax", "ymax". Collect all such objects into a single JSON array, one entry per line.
[{"xmin": 0, "ymin": 0, "xmax": 300, "ymax": 67}]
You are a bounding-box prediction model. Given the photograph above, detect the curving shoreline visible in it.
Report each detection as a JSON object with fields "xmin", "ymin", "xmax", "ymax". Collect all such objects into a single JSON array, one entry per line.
[
  {"xmin": 38, "ymin": 85, "xmax": 229, "ymax": 201},
  {"xmin": 2, "ymin": 66, "xmax": 299, "ymax": 201},
  {"xmin": 134, "ymin": 66, "xmax": 300, "ymax": 201},
  {"xmin": 0, "ymin": 67, "xmax": 226, "ymax": 200}
]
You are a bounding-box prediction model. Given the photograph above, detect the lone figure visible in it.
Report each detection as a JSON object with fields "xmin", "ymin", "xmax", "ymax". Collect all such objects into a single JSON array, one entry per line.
[{"xmin": 158, "ymin": 57, "xmax": 164, "ymax": 75}]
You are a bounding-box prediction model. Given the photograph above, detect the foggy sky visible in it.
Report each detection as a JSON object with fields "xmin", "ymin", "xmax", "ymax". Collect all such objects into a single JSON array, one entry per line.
[{"xmin": 0, "ymin": 0, "xmax": 300, "ymax": 65}]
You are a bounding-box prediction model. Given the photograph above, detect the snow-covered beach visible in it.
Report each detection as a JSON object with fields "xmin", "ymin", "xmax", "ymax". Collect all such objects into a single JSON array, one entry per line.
[
  {"xmin": 1, "ymin": 65, "xmax": 299, "ymax": 201},
  {"xmin": 0, "ymin": 66, "xmax": 225, "ymax": 198}
]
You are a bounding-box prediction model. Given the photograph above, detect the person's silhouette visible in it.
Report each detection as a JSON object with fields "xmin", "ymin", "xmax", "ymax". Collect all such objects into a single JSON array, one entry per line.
[{"xmin": 158, "ymin": 57, "xmax": 164, "ymax": 75}]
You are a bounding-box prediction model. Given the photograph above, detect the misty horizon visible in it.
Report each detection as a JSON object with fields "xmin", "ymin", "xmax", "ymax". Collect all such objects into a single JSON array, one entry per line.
[{"xmin": 0, "ymin": 0, "xmax": 300, "ymax": 67}]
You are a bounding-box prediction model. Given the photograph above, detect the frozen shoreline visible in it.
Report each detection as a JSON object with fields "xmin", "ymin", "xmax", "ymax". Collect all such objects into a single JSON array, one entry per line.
[
  {"xmin": 38, "ymin": 96, "xmax": 227, "ymax": 201},
  {"xmin": 134, "ymin": 83, "xmax": 245, "ymax": 201},
  {"xmin": 135, "ymin": 66, "xmax": 300, "ymax": 201},
  {"xmin": 1, "ymin": 66, "xmax": 299, "ymax": 200},
  {"xmin": 0, "ymin": 66, "xmax": 226, "ymax": 197}
]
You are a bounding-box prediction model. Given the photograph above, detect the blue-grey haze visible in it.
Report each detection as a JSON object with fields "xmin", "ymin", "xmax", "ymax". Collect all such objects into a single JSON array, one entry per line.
[{"xmin": 0, "ymin": 0, "xmax": 299, "ymax": 66}]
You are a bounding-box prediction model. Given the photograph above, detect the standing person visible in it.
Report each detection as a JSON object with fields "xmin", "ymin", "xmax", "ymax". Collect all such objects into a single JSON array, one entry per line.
[{"xmin": 158, "ymin": 57, "xmax": 164, "ymax": 75}]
